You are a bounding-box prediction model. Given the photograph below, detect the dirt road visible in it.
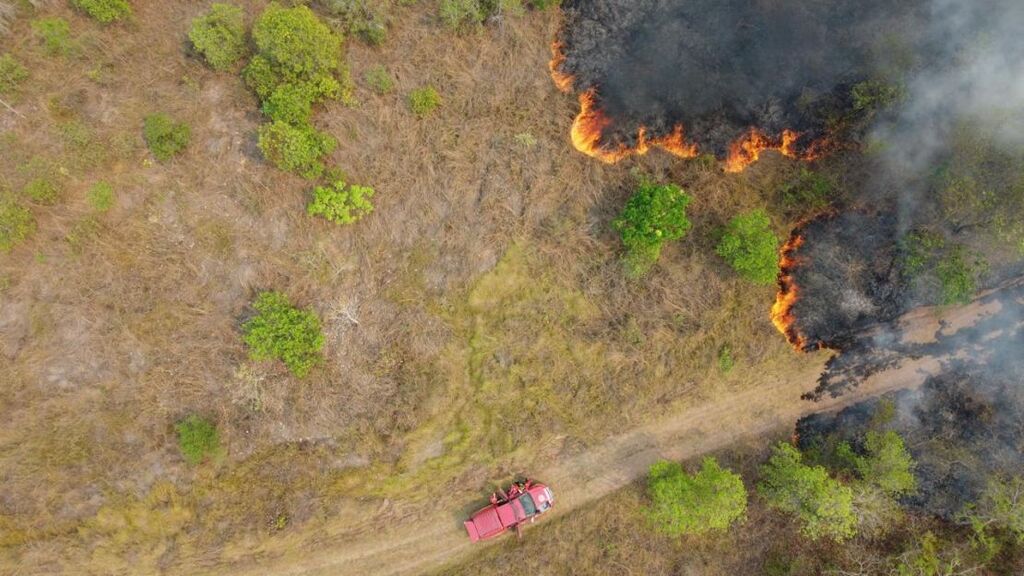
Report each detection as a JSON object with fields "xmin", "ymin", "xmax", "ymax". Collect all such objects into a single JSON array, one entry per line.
[{"xmin": 227, "ymin": 291, "xmax": 1009, "ymax": 576}]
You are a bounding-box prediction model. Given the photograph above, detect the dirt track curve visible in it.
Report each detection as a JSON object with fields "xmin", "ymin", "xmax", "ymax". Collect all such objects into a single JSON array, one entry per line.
[{"xmin": 225, "ymin": 290, "xmax": 1009, "ymax": 576}]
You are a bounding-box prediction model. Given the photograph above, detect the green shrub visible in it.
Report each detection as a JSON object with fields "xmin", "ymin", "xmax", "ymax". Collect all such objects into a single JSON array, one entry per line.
[
  {"xmin": 143, "ymin": 113, "xmax": 191, "ymax": 161},
  {"xmin": 257, "ymin": 121, "xmax": 336, "ymax": 179},
  {"xmin": 0, "ymin": 197, "xmax": 35, "ymax": 252},
  {"xmin": 613, "ymin": 181, "xmax": 692, "ymax": 276},
  {"xmin": 262, "ymin": 83, "xmax": 314, "ymax": 125},
  {"xmin": 0, "ymin": 54, "xmax": 28, "ymax": 94},
  {"xmin": 967, "ymin": 476, "xmax": 1024, "ymax": 544},
  {"xmin": 175, "ymin": 414, "xmax": 220, "ymax": 464},
  {"xmin": 307, "ymin": 180, "xmax": 374, "ymax": 224},
  {"xmin": 71, "ymin": 0, "xmax": 132, "ymax": 23},
  {"xmin": 646, "ymin": 457, "xmax": 747, "ymax": 536},
  {"xmin": 189, "ymin": 3, "xmax": 247, "ymax": 71},
  {"xmin": 242, "ymin": 291, "xmax": 324, "ymax": 378},
  {"xmin": 87, "ymin": 182, "xmax": 114, "ymax": 211},
  {"xmin": 31, "ymin": 17, "xmax": 73, "ymax": 56},
  {"xmin": 364, "ymin": 65, "xmax": 394, "ymax": 95},
  {"xmin": 408, "ymin": 86, "xmax": 440, "ymax": 117},
  {"xmin": 716, "ymin": 209, "xmax": 780, "ymax": 285},
  {"xmin": 757, "ymin": 442, "xmax": 857, "ymax": 541},
  {"xmin": 850, "ymin": 79, "xmax": 904, "ymax": 113},
  {"xmin": 527, "ymin": 0, "xmax": 560, "ymax": 8},
  {"xmin": 23, "ymin": 178, "xmax": 61, "ymax": 204}
]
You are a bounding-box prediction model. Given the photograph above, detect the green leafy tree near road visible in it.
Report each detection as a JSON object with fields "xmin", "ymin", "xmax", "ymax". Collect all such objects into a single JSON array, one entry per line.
[
  {"xmin": 716, "ymin": 209, "xmax": 780, "ymax": 285},
  {"xmin": 646, "ymin": 457, "xmax": 747, "ymax": 535},
  {"xmin": 758, "ymin": 442, "xmax": 857, "ymax": 541},
  {"xmin": 613, "ymin": 181, "xmax": 692, "ymax": 277},
  {"xmin": 242, "ymin": 291, "xmax": 324, "ymax": 378},
  {"xmin": 855, "ymin": 430, "xmax": 917, "ymax": 497}
]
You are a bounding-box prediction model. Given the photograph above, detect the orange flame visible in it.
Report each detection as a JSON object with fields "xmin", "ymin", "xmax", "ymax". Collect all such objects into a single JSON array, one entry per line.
[
  {"xmin": 770, "ymin": 234, "xmax": 818, "ymax": 351},
  {"xmin": 570, "ymin": 90, "xmax": 698, "ymax": 163},
  {"xmin": 549, "ymin": 42, "xmax": 575, "ymax": 93},
  {"xmin": 724, "ymin": 129, "xmax": 811, "ymax": 173}
]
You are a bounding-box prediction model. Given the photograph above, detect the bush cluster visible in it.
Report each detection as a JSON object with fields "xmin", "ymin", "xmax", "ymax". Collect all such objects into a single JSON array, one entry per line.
[
  {"xmin": 71, "ymin": 0, "xmax": 132, "ymax": 23},
  {"xmin": 438, "ymin": 0, "xmax": 555, "ymax": 30},
  {"xmin": 715, "ymin": 209, "xmax": 779, "ymax": 285},
  {"xmin": 319, "ymin": 0, "xmax": 389, "ymax": 45},
  {"xmin": 143, "ymin": 113, "xmax": 191, "ymax": 161},
  {"xmin": 242, "ymin": 291, "xmax": 324, "ymax": 378},
  {"xmin": 175, "ymin": 415, "xmax": 220, "ymax": 464},
  {"xmin": 364, "ymin": 65, "xmax": 394, "ymax": 95},
  {"xmin": 189, "ymin": 3, "xmax": 247, "ymax": 71},
  {"xmin": 245, "ymin": 4, "xmax": 348, "ymax": 178},
  {"xmin": 307, "ymin": 180, "xmax": 375, "ymax": 224},
  {"xmin": 613, "ymin": 181, "xmax": 692, "ymax": 277}
]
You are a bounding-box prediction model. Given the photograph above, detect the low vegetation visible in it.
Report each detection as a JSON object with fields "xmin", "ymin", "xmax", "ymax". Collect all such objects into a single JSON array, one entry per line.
[
  {"xmin": 613, "ymin": 181, "xmax": 692, "ymax": 276},
  {"xmin": 71, "ymin": 0, "xmax": 132, "ymax": 23},
  {"xmin": 242, "ymin": 291, "xmax": 324, "ymax": 378},
  {"xmin": 143, "ymin": 113, "xmax": 191, "ymax": 161},
  {"xmin": 364, "ymin": 65, "xmax": 394, "ymax": 95},
  {"xmin": 87, "ymin": 182, "xmax": 114, "ymax": 212},
  {"xmin": 716, "ymin": 209, "xmax": 779, "ymax": 285},
  {"xmin": 31, "ymin": 17, "xmax": 72, "ymax": 57},
  {"xmin": 189, "ymin": 3, "xmax": 247, "ymax": 71},
  {"xmin": 22, "ymin": 177, "xmax": 61, "ymax": 205},
  {"xmin": 645, "ymin": 457, "xmax": 747, "ymax": 535},
  {"xmin": 307, "ymin": 180, "xmax": 375, "ymax": 224},
  {"xmin": 0, "ymin": 195, "xmax": 35, "ymax": 252},
  {"xmin": 0, "ymin": 53, "xmax": 27, "ymax": 94},
  {"xmin": 408, "ymin": 86, "xmax": 441, "ymax": 117},
  {"xmin": 175, "ymin": 415, "xmax": 221, "ymax": 464}
]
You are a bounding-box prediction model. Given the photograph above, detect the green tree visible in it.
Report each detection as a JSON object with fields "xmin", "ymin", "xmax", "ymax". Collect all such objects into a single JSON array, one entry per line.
[
  {"xmin": 71, "ymin": 0, "xmax": 132, "ymax": 23},
  {"xmin": 716, "ymin": 209, "xmax": 779, "ymax": 285},
  {"xmin": 856, "ymin": 430, "xmax": 917, "ymax": 497},
  {"xmin": 189, "ymin": 3, "xmax": 247, "ymax": 71},
  {"xmin": 175, "ymin": 414, "xmax": 220, "ymax": 464},
  {"xmin": 143, "ymin": 113, "xmax": 191, "ymax": 161},
  {"xmin": 646, "ymin": 457, "xmax": 747, "ymax": 535},
  {"xmin": 307, "ymin": 180, "xmax": 375, "ymax": 225},
  {"xmin": 757, "ymin": 442, "xmax": 857, "ymax": 541},
  {"xmin": 613, "ymin": 181, "xmax": 692, "ymax": 276},
  {"xmin": 936, "ymin": 245, "xmax": 984, "ymax": 305},
  {"xmin": 245, "ymin": 4, "xmax": 343, "ymax": 104},
  {"xmin": 242, "ymin": 291, "xmax": 324, "ymax": 378},
  {"xmin": 967, "ymin": 476, "xmax": 1024, "ymax": 544}
]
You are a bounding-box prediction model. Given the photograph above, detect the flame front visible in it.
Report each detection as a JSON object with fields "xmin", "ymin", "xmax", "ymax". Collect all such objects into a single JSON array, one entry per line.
[
  {"xmin": 725, "ymin": 129, "xmax": 809, "ymax": 173},
  {"xmin": 549, "ymin": 42, "xmax": 574, "ymax": 93},
  {"xmin": 570, "ymin": 90, "xmax": 698, "ymax": 163},
  {"xmin": 771, "ymin": 234, "xmax": 815, "ymax": 351}
]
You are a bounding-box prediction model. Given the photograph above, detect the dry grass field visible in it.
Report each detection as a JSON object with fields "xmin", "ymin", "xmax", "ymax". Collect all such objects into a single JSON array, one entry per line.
[{"xmin": 0, "ymin": 2, "xmax": 829, "ymax": 574}]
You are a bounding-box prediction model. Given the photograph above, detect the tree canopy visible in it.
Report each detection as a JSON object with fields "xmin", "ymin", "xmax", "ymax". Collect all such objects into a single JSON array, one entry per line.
[{"xmin": 646, "ymin": 457, "xmax": 747, "ymax": 536}]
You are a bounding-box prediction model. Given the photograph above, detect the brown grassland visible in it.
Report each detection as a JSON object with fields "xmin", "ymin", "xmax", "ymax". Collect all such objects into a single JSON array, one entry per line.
[{"xmin": 0, "ymin": 1, "xmax": 849, "ymax": 574}]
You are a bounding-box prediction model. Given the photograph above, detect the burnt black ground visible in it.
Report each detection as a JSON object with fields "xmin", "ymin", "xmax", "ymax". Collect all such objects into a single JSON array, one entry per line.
[{"xmin": 556, "ymin": 0, "xmax": 927, "ymax": 155}]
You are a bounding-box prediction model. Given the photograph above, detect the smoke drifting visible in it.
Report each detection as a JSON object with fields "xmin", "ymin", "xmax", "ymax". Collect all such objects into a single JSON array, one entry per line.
[{"xmin": 554, "ymin": 0, "xmax": 926, "ymax": 159}]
